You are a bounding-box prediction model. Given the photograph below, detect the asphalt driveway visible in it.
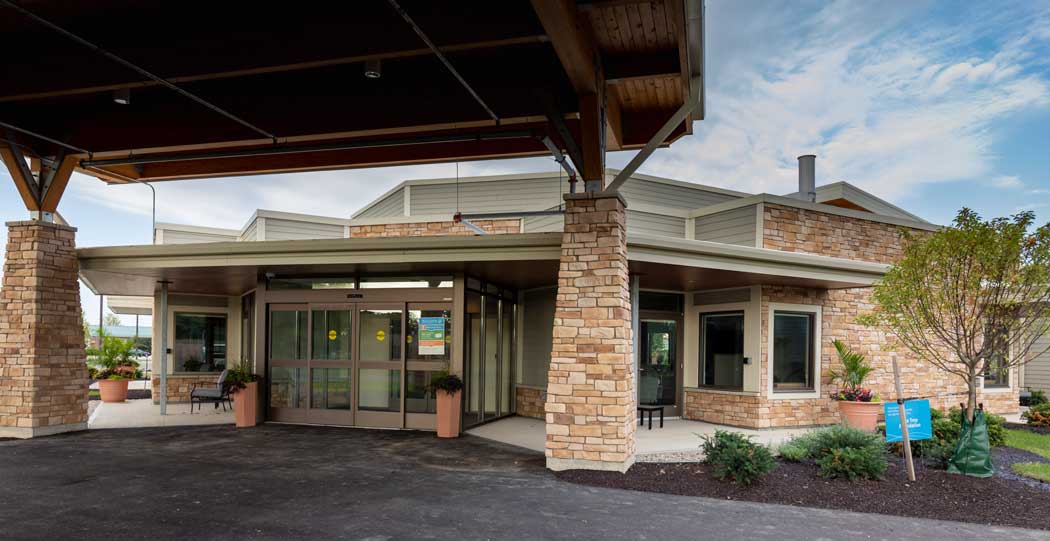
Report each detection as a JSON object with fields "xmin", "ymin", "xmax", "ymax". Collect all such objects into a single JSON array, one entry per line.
[{"xmin": 0, "ymin": 424, "xmax": 1042, "ymax": 540}]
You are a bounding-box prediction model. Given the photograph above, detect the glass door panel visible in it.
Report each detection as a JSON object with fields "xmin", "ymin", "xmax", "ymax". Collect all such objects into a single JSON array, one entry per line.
[
  {"xmin": 406, "ymin": 305, "xmax": 452, "ymax": 428},
  {"xmin": 639, "ymin": 320, "xmax": 680, "ymax": 415},
  {"xmin": 500, "ymin": 302, "xmax": 514, "ymax": 416},
  {"xmin": 356, "ymin": 306, "xmax": 404, "ymax": 428},
  {"xmin": 307, "ymin": 307, "xmax": 354, "ymax": 424},
  {"xmin": 464, "ymin": 292, "xmax": 482, "ymax": 425},
  {"xmin": 268, "ymin": 306, "xmax": 309, "ymax": 423},
  {"xmin": 701, "ymin": 312, "xmax": 745, "ymax": 390},
  {"xmin": 483, "ymin": 295, "xmax": 499, "ymax": 421}
]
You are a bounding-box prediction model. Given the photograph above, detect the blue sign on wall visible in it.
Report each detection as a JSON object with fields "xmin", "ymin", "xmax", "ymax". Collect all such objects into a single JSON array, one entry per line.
[{"xmin": 884, "ymin": 399, "xmax": 933, "ymax": 442}]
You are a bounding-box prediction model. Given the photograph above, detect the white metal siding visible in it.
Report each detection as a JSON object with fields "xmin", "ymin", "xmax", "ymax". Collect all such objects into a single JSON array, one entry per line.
[
  {"xmin": 410, "ymin": 177, "xmax": 569, "ymax": 215},
  {"xmin": 239, "ymin": 220, "xmax": 257, "ymax": 242},
  {"xmin": 1026, "ymin": 325, "xmax": 1050, "ymax": 394},
  {"xmin": 694, "ymin": 205, "xmax": 758, "ymax": 246},
  {"xmin": 158, "ymin": 230, "xmax": 238, "ymax": 244},
  {"xmin": 264, "ymin": 218, "xmax": 346, "ymax": 241},
  {"xmin": 627, "ymin": 210, "xmax": 685, "ymax": 238},
  {"xmin": 620, "ymin": 178, "xmax": 739, "ymax": 210},
  {"xmin": 522, "ymin": 213, "xmax": 564, "ymax": 233},
  {"xmin": 357, "ymin": 187, "xmax": 405, "ymax": 218}
]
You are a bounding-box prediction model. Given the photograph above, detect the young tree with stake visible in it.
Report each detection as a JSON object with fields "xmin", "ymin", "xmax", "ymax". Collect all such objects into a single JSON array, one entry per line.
[{"xmin": 862, "ymin": 209, "xmax": 1050, "ymax": 425}]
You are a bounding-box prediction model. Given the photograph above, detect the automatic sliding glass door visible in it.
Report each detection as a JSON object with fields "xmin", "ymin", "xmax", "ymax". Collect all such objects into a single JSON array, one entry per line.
[
  {"xmin": 463, "ymin": 284, "xmax": 516, "ymax": 427},
  {"xmin": 355, "ymin": 305, "xmax": 404, "ymax": 428}
]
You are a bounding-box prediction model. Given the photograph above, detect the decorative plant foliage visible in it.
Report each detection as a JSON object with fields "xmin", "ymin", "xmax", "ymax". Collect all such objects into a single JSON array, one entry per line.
[
  {"xmin": 428, "ymin": 371, "xmax": 464, "ymax": 394},
  {"xmin": 224, "ymin": 359, "xmax": 259, "ymax": 391},
  {"xmin": 86, "ymin": 329, "xmax": 139, "ymax": 380},
  {"xmin": 860, "ymin": 209, "xmax": 1050, "ymax": 423},
  {"xmin": 1023, "ymin": 403, "xmax": 1050, "ymax": 428},
  {"xmin": 828, "ymin": 340, "xmax": 878, "ymax": 402},
  {"xmin": 700, "ymin": 430, "xmax": 776, "ymax": 486},
  {"xmin": 779, "ymin": 425, "xmax": 888, "ymax": 480}
]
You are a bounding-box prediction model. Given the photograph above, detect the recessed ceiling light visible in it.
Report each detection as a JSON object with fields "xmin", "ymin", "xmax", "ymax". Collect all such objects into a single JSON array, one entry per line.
[
  {"xmin": 364, "ymin": 59, "xmax": 382, "ymax": 79},
  {"xmin": 113, "ymin": 88, "xmax": 130, "ymax": 105}
]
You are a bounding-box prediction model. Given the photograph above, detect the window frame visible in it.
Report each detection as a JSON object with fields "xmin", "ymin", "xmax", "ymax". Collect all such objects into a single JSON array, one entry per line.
[
  {"xmin": 767, "ymin": 303, "xmax": 822, "ymax": 399},
  {"xmin": 981, "ymin": 327, "xmax": 1013, "ymax": 392},
  {"xmin": 172, "ymin": 310, "xmax": 229, "ymax": 374},
  {"xmin": 698, "ymin": 310, "xmax": 746, "ymax": 391}
]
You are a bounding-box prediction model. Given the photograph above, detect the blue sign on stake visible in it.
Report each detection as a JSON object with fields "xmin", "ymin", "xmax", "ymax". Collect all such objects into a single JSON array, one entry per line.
[{"xmin": 884, "ymin": 399, "xmax": 933, "ymax": 442}]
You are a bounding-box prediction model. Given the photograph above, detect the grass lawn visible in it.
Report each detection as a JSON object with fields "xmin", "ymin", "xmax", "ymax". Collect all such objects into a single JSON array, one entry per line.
[
  {"xmin": 1005, "ymin": 428, "xmax": 1050, "ymax": 460},
  {"xmin": 88, "ymin": 390, "xmax": 100, "ymax": 398},
  {"xmin": 1013, "ymin": 462, "xmax": 1050, "ymax": 482}
]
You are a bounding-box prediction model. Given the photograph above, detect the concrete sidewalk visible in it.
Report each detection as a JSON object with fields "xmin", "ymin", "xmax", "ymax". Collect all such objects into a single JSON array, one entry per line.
[
  {"xmin": 467, "ymin": 416, "xmax": 815, "ymax": 461},
  {"xmin": 88, "ymin": 399, "xmax": 233, "ymax": 429}
]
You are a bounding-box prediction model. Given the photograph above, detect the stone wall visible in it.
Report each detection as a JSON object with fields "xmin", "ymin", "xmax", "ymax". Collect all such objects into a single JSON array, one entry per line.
[
  {"xmin": 684, "ymin": 283, "xmax": 1020, "ymax": 428},
  {"xmin": 515, "ymin": 385, "xmax": 546, "ymax": 419},
  {"xmin": 151, "ymin": 373, "xmax": 224, "ymax": 404},
  {"xmin": 762, "ymin": 203, "xmax": 917, "ymax": 264},
  {"xmin": 546, "ymin": 192, "xmax": 635, "ymax": 472},
  {"xmin": 349, "ymin": 219, "xmax": 521, "ymax": 238},
  {"xmin": 0, "ymin": 221, "xmax": 89, "ymax": 437}
]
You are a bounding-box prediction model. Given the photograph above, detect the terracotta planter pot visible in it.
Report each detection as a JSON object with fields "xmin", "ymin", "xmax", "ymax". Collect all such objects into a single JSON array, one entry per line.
[
  {"xmin": 436, "ymin": 389, "xmax": 462, "ymax": 438},
  {"xmin": 98, "ymin": 379, "xmax": 130, "ymax": 403},
  {"xmin": 231, "ymin": 381, "xmax": 259, "ymax": 428},
  {"xmin": 838, "ymin": 400, "xmax": 883, "ymax": 432}
]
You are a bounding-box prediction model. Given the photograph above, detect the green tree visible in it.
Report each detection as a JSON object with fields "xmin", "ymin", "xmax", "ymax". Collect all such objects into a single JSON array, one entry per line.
[
  {"xmin": 103, "ymin": 312, "xmax": 122, "ymax": 327},
  {"xmin": 860, "ymin": 209, "xmax": 1050, "ymax": 424},
  {"xmin": 861, "ymin": 209, "xmax": 1050, "ymax": 423}
]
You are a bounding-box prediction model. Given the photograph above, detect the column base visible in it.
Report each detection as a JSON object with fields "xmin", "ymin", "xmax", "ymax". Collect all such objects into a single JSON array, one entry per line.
[
  {"xmin": 0, "ymin": 422, "xmax": 87, "ymax": 439},
  {"xmin": 546, "ymin": 455, "xmax": 636, "ymax": 473}
]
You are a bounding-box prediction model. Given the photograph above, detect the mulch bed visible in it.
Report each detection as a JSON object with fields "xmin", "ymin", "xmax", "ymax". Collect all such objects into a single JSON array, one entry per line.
[
  {"xmin": 557, "ymin": 456, "xmax": 1050, "ymax": 531},
  {"xmin": 1005, "ymin": 421, "xmax": 1050, "ymax": 435},
  {"xmin": 88, "ymin": 389, "xmax": 152, "ymax": 401}
]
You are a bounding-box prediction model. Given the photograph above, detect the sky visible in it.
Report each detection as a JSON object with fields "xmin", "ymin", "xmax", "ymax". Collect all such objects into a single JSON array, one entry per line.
[{"xmin": 2, "ymin": 0, "xmax": 1049, "ymax": 328}]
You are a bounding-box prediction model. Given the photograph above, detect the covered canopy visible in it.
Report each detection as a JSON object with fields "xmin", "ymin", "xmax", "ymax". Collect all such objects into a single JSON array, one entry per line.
[{"xmin": 1, "ymin": 0, "xmax": 704, "ymax": 211}]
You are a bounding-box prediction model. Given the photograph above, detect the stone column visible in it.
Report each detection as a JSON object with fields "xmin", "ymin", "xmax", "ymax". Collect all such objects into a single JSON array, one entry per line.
[
  {"xmin": 0, "ymin": 221, "xmax": 88, "ymax": 438},
  {"xmin": 546, "ymin": 191, "xmax": 635, "ymax": 472}
]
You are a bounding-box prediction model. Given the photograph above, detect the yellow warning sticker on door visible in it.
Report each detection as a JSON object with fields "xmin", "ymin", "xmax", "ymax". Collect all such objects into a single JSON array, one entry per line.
[
  {"xmin": 376, "ymin": 330, "xmax": 386, "ymax": 342},
  {"xmin": 406, "ymin": 335, "xmax": 413, "ymax": 343},
  {"xmin": 328, "ymin": 330, "xmax": 337, "ymax": 341}
]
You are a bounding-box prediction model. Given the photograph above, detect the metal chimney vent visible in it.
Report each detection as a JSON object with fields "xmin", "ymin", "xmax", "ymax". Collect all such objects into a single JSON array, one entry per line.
[{"xmin": 797, "ymin": 154, "xmax": 816, "ymax": 202}]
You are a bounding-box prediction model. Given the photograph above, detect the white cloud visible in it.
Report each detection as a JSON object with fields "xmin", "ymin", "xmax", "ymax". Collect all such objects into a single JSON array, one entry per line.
[
  {"xmin": 644, "ymin": 0, "xmax": 1050, "ymax": 202},
  {"xmin": 991, "ymin": 175, "xmax": 1022, "ymax": 188}
]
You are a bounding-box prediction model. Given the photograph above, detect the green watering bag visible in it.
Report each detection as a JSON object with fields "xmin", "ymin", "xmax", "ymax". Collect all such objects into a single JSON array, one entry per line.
[{"xmin": 947, "ymin": 409, "xmax": 994, "ymax": 478}]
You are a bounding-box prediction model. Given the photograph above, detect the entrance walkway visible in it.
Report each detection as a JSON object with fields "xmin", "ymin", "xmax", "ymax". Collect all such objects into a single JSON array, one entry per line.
[
  {"xmin": 0, "ymin": 424, "xmax": 1042, "ymax": 539},
  {"xmin": 466, "ymin": 416, "xmax": 816, "ymax": 461},
  {"xmin": 88, "ymin": 399, "xmax": 233, "ymax": 429}
]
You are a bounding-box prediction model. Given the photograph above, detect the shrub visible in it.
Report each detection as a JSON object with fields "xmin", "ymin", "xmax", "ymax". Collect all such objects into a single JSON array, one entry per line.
[
  {"xmin": 777, "ymin": 441, "xmax": 809, "ymax": 462},
  {"xmin": 1024, "ymin": 389, "xmax": 1048, "ymax": 407},
  {"xmin": 784, "ymin": 424, "xmax": 888, "ymax": 480},
  {"xmin": 817, "ymin": 446, "xmax": 888, "ymax": 481},
  {"xmin": 916, "ymin": 439, "xmax": 956, "ymax": 469},
  {"xmin": 700, "ymin": 430, "xmax": 776, "ymax": 486},
  {"xmin": 1023, "ymin": 403, "xmax": 1050, "ymax": 427}
]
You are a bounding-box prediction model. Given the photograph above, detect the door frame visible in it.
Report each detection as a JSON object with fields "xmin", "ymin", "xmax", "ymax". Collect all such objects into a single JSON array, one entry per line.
[
  {"xmin": 354, "ymin": 303, "xmax": 406, "ymax": 428},
  {"xmin": 638, "ymin": 310, "xmax": 685, "ymax": 417}
]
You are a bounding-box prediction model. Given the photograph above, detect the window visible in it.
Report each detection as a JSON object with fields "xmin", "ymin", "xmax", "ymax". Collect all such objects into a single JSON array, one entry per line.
[
  {"xmin": 700, "ymin": 312, "xmax": 745, "ymax": 390},
  {"xmin": 268, "ymin": 278, "xmax": 356, "ymax": 290},
  {"xmin": 983, "ymin": 325, "xmax": 1010, "ymax": 389},
  {"xmin": 359, "ymin": 276, "xmax": 453, "ymax": 289},
  {"xmin": 174, "ymin": 313, "xmax": 227, "ymax": 372},
  {"xmin": 771, "ymin": 310, "xmax": 817, "ymax": 393}
]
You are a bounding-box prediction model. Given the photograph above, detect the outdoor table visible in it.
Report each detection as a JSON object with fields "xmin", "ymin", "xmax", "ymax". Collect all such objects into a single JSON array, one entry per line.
[{"xmin": 637, "ymin": 405, "xmax": 664, "ymax": 430}]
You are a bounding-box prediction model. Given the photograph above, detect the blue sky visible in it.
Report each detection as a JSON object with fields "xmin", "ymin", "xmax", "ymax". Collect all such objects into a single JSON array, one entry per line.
[{"xmin": 2, "ymin": 0, "xmax": 1048, "ymax": 327}]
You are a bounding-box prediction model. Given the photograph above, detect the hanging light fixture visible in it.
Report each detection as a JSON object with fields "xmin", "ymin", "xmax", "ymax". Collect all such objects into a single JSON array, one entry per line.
[
  {"xmin": 364, "ymin": 59, "xmax": 382, "ymax": 79},
  {"xmin": 112, "ymin": 87, "xmax": 131, "ymax": 105}
]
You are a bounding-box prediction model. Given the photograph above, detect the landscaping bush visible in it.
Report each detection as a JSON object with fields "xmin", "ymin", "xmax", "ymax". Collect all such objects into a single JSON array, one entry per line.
[
  {"xmin": 1025, "ymin": 389, "xmax": 1047, "ymax": 407},
  {"xmin": 700, "ymin": 430, "xmax": 776, "ymax": 486},
  {"xmin": 780, "ymin": 425, "xmax": 888, "ymax": 480},
  {"xmin": 817, "ymin": 446, "xmax": 888, "ymax": 481},
  {"xmin": 1023, "ymin": 403, "xmax": 1050, "ymax": 428},
  {"xmin": 777, "ymin": 441, "xmax": 809, "ymax": 462}
]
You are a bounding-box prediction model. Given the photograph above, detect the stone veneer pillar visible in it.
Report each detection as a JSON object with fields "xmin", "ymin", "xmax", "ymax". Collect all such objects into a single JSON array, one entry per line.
[
  {"xmin": 546, "ymin": 191, "xmax": 635, "ymax": 472},
  {"xmin": 0, "ymin": 221, "xmax": 88, "ymax": 437}
]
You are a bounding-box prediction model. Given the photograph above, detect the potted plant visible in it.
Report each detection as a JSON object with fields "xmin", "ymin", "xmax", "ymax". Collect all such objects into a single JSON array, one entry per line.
[
  {"xmin": 225, "ymin": 359, "xmax": 260, "ymax": 428},
  {"xmin": 87, "ymin": 330, "xmax": 139, "ymax": 403},
  {"xmin": 429, "ymin": 371, "xmax": 464, "ymax": 438},
  {"xmin": 828, "ymin": 339, "xmax": 882, "ymax": 431}
]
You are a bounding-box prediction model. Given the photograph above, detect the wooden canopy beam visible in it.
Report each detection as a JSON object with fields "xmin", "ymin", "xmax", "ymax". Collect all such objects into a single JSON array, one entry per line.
[
  {"xmin": 530, "ymin": 0, "xmax": 598, "ymax": 95},
  {"xmin": 0, "ymin": 144, "xmax": 40, "ymax": 210}
]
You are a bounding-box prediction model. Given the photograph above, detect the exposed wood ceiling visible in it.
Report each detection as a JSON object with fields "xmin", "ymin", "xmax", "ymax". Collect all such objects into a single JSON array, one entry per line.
[{"xmin": 0, "ymin": 0, "xmax": 703, "ymax": 191}]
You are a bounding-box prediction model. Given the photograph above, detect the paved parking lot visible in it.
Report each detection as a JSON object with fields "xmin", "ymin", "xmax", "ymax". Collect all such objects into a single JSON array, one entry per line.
[{"xmin": 0, "ymin": 424, "xmax": 1043, "ymax": 540}]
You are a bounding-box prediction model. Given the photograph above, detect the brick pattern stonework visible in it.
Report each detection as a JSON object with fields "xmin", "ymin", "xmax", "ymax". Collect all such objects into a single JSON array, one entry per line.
[
  {"xmin": 762, "ymin": 203, "xmax": 914, "ymax": 264},
  {"xmin": 151, "ymin": 373, "xmax": 223, "ymax": 404},
  {"xmin": 0, "ymin": 221, "xmax": 89, "ymax": 438},
  {"xmin": 349, "ymin": 219, "xmax": 521, "ymax": 238},
  {"xmin": 515, "ymin": 385, "xmax": 546, "ymax": 419},
  {"xmin": 546, "ymin": 192, "xmax": 635, "ymax": 472},
  {"xmin": 684, "ymin": 204, "xmax": 1020, "ymax": 428}
]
